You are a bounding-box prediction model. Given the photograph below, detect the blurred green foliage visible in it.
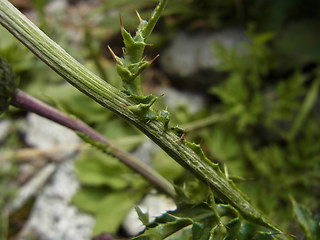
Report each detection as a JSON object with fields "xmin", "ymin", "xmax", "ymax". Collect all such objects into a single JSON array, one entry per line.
[
  {"xmin": 200, "ymin": 30, "xmax": 320, "ymax": 229},
  {"xmin": 291, "ymin": 197, "xmax": 320, "ymax": 240},
  {"xmin": 72, "ymin": 148, "xmax": 149, "ymax": 235}
]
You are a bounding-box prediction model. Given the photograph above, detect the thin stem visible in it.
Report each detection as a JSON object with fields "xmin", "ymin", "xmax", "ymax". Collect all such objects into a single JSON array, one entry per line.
[
  {"xmin": 288, "ymin": 74, "xmax": 320, "ymax": 141},
  {"xmin": 183, "ymin": 114, "xmax": 225, "ymax": 132},
  {"xmin": 11, "ymin": 90, "xmax": 176, "ymax": 197},
  {"xmin": 0, "ymin": 1, "xmax": 289, "ymax": 235}
]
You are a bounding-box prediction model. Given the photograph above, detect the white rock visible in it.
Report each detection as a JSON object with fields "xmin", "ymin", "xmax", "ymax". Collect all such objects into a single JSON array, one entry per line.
[
  {"xmin": 25, "ymin": 113, "xmax": 80, "ymax": 158},
  {"xmin": 123, "ymin": 193, "xmax": 176, "ymax": 236},
  {"xmin": 159, "ymin": 87, "xmax": 206, "ymax": 114},
  {"xmin": 161, "ymin": 29, "xmax": 247, "ymax": 78},
  {"xmin": 9, "ymin": 164, "xmax": 56, "ymax": 213},
  {"xmin": 0, "ymin": 119, "xmax": 11, "ymax": 142},
  {"xmin": 45, "ymin": 0, "xmax": 67, "ymax": 15},
  {"xmin": 21, "ymin": 159, "xmax": 94, "ymax": 240},
  {"xmin": 18, "ymin": 113, "xmax": 93, "ymax": 239},
  {"xmin": 132, "ymin": 141, "xmax": 159, "ymax": 165}
]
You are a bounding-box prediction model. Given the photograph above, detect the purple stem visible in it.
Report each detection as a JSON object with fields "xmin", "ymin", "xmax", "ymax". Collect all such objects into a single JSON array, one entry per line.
[{"xmin": 10, "ymin": 89, "xmax": 176, "ymax": 197}]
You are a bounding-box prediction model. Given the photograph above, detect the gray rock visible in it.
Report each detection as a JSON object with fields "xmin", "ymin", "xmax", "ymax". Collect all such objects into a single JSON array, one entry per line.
[
  {"xmin": 20, "ymin": 159, "xmax": 94, "ymax": 240},
  {"xmin": 132, "ymin": 140, "xmax": 159, "ymax": 166},
  {"xmin": 158, "ymin": 87, "xmax": 206, "ymax": 114},
  {"xmin": 9, "ymin": 164, "xmax": 56, "ymax": 213},
  {"xmin": 123, "ymin": 193, "xmax": 176, "ymax": 236},
  {"xmin": 160, "ymin": 29, "xmax": 247, "ymax": 90},
  {"xmin": 17, "ymin": 113, "xmax": 94, "ymax": 240},
  {"xmin": 45, "ymin": 0, "xmax": 67, "ymax": 15},
  {"xmin": 25, "ymin": 113, "xmax": 80, "ymax": 159},
  {"xmin": 0, "ymin": 119, "xmax": 11, "ymax": 142}
]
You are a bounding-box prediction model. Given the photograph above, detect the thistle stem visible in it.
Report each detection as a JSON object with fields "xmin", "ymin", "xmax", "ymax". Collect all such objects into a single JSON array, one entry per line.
[
  {"xmin": 10, "ymin": 89, "xmax": 176, "ymax": 197},
  {"xmin": 0, "ymin": 0, "xmax": 289, "ymax": 235}
]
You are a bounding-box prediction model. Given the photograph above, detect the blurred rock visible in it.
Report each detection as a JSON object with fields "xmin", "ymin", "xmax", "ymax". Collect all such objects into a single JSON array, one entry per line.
[
  {"xmin": 17, "ymin": 113, "xmax": 93, "ymax": 240},
  {"xmin": 20, "ymin": 159, "xmax": 94, "ymax": 240},
  {"xmin": 45, "ymin": 0, "xmax": 67, "ymax": 15},
  {"xmin": 9, "ymin": 164, "xmax": 56, "ymax": 213},
  {"xmin": 132, "ymin": 140, "xmax": 158, "ymax": 166},
  {"xmin": 123, "ymin": 193, "xmax": 176, "ymax": 236},
  {"xmin": 158, "ymin": 87, "xmax": 206, "ymax": 114},
  {"xmin": 25, "ymin": 113, "xmax": 80, "ymax": 159},
  {"xmin": 0, "ymin": 119, "xmax": 10, "ymax": 142},
  {"xmin": 160, "ymin": 29, "xmax": 247, "ymax": 90}
]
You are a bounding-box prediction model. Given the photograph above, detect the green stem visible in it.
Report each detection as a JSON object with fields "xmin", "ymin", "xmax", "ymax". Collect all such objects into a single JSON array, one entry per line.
[
  {"xmin": 183, "ymin": 114, "xmax": 225, "ymax": 132},
  {"xmin": 288, "ymin": 73, "xmax": 320, "ymax": 141},
  {"xmin": 141, "ymin": 0, "xmax": 168, "ymax": 41},
  {"xmin": 0, "ymin": 0, "xmax": 288, "ymax": 236}
]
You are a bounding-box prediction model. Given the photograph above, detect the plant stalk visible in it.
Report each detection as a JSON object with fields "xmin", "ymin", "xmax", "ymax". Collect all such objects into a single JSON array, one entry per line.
[
  {"xmin": 10, "ymin": 89, "xmax": 176, "ymax": 197},
  {"xmin": 0, "ymin": 0, "xmax": 289, "ymax": 235}
]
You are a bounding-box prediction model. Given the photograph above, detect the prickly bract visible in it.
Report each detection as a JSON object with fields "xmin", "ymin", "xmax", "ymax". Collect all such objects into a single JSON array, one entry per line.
[
  {"xmin": 185, "ymin": 142, "xmax": 222, "ymax": 174},
  {"xmin": 108, "ymin": 0, "xmax": 167, "ymax": 96},
  {"xmin": 128, "ymin": 95, "xmax": 158, "ymax": 119},
  {"xmin": 158, "ymin": 109, "xmax": 170, "ymax": 128},
  {"xmin": 108, "ymin": 0, "xmax": 168, "ymax": 119}
]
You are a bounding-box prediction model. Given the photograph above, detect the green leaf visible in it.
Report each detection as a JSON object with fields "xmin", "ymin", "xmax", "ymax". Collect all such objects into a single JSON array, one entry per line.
[
  {"xmin": 73, "ymin": 186, "xmax": 144, "ymax": 235},
  {"xmin": 74, "ymin": 148, "xmax": 130, "ymax": 189},
  {"xmin": 135, "ymin": 206, "xmax": 149, "ymax": 226},
  {"xmin": 98, "ymin": 119, "xmax": 142, "ymax": 151},
  {"xmin": 93, "ymin": 191, "xmax": 143, "ymax": 235},
  {"xmin": 210, "ymin": 73, "xmax": 248, "ymax": 105},
  {"xmin": 288, "ymin": 75, "xmax": 320, "ymax": 140},
  {"xmin": 290, "ymin": 196, "xmax": 320, "ymax": 240},
  {"xmin": 204, "ymin": 127, "xmax": 240, "ymax": 162},
  {"xmin": 72, "ymin": 186, "xmax": 110, "ymax": 214},
  {"xmin": 131, "ymin": 200, "xmax": 282, "ymax": 240},
  {"xmin": 151, "ymin": 149, "xmax": 184, "ymax": 182},
  {"xmin": 0, "ymin": 28, "xmax": 35, "ymax": 74},
  {"xmin": 210, "ymin": 224, "xmax": 227, "ymax": 240},
  {"xmin": 132, "ymin": 213, "xmax": 193, "ymax": 240}
]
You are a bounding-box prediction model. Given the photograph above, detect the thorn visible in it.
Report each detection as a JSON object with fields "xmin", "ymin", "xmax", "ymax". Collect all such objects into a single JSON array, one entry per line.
[
  {"xmin": 122, "ymin": 47, "xmax": 126, "ymax": 55},
  {"xmin": 136, "ymin": 10, "xmax": 142, "ymax": 22},
  {"xmin": 144, "ymin": 43, "xmax": 153, "ymax": 46},
  {"xmin": 159, "ymin": 93, "xmax": 166, "ymax": 97},
  {"xmin": 224, "ymin": 164, "xmax": 229, "ymax": 179},
  {"xmin": 150, "ymin": 54, "xmax": 160, "ymax": 64},
  {"xmin": 119, "ymin": 14, "xmax": 123, "ymax": 26},
  {"xmin": 174, "ymin": 132, "xmax": 186, "ymax": 142},
  {"xmin": 107, "ymin": 45, "xmax": 117, "ymax": 63}
]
